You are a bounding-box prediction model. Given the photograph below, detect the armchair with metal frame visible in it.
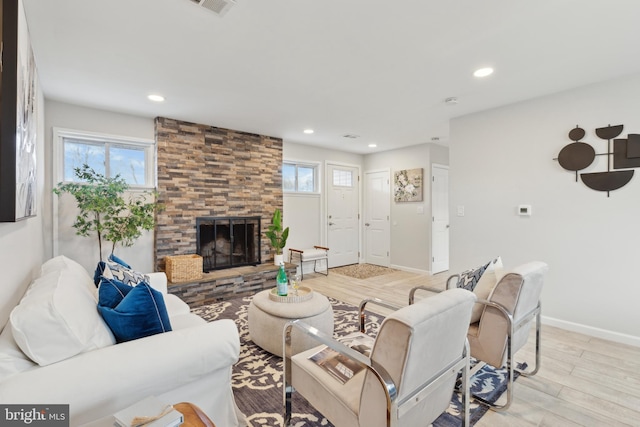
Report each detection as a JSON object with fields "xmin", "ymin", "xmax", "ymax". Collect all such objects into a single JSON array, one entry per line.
[
  {"xmin": 409, "ymin": 261, "xmax": 548, "ymax": 411},
  {"xmin": 283, "ymin": 288, "xmax": 477, "ymax": 427}
]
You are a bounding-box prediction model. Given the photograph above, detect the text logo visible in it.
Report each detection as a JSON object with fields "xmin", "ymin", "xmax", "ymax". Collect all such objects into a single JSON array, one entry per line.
[{"xmin": 1, "ymin": 405, "xmax": 69, "ymax": 426}]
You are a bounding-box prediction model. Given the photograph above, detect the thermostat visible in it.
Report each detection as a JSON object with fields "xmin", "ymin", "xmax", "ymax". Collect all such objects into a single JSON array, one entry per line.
[{"xmin": 518, "ymin": 205, "xmax": 532, "ymax": 216}]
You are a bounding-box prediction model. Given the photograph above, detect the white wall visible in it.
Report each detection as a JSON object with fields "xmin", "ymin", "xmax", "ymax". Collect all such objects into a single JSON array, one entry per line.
[
  {"xmin": 365, "ymin": 143, "xmax": 449, "ymax": 272},
  {"xmin": 282, "ymin": 142, "xmax": 363, "ymax": 265},
  {"xmin": 45, "ymin": 100, "xmax": 156, "ymax": 273},
  {"xmin": 0, "ymin": 66, "xmax": 46, "ymax": 329},
  {"xmin": 450, "ymin": 73, "xmax": 640, "ymax": 346}
]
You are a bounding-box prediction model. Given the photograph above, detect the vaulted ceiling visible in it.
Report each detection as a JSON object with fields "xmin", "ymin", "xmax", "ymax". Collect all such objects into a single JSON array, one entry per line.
[{"xmin": 23, "ymin": 0, "xmax": 640, "ymax": 153}]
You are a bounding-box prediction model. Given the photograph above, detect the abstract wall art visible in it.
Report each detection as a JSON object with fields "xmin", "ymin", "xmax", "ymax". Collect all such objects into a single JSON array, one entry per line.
[
  {"xmin": 393, "ymin": 168, "xmax": 423, "ymax": 202},
  {"xmin": 556, "ymin": 124, "xmax": 639, "ymax": 197},
  {"xmin": 0, "ymin": 0, "xmax": 38, "ymax": 222}
]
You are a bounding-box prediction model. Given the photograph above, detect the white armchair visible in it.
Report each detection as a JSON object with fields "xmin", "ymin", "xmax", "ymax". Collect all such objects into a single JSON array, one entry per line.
[
  {"xmin": 410, "ymin": 261, "xmax": 548, "ymax": 411},
  {"xmin": 283, "ymin": 288, "xmax": 477, "ymax": 427}
]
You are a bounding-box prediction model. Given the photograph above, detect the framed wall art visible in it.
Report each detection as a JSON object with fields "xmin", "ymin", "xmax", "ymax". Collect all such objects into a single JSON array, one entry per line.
[
  {"xmin": 393, "ymin": 168, "xmax": 423, "ymax": 202},
  {"xmin": 0, "ymin": 0, "xmax": 38, "ymax": 222}
]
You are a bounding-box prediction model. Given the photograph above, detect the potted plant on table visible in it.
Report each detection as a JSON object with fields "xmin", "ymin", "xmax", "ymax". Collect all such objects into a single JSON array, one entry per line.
[
  {"xmin": 53, "ymin": 164, "xmax": 161, "ymax": 262},
  {"xmin": 265, "ymin": 208, "xmax": 289, "ymax": 265}
]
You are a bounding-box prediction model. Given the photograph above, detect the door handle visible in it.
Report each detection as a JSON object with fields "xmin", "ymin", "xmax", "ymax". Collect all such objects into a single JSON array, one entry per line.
[
  {"xmin": 446, "ymin": 224, "xmax": 450, "ymax": 228},
  {"xmin": 365, "ymin": 223, "xmax": 370, "ymax": 226},
  {"xmin": 329, "ymin": 222, "xmax": 335, "ymax": 226}
]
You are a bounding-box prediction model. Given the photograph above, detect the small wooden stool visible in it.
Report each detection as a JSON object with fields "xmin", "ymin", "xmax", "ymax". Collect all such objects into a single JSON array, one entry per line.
[{"xmin": 289, "ymin": 246, "xmax": 329, "ymax": 279}]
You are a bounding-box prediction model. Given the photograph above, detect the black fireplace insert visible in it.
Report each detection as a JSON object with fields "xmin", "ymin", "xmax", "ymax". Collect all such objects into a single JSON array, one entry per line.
[{"xmin": 196, "ymin": 216, "xmax": 261, "ymax": 272}]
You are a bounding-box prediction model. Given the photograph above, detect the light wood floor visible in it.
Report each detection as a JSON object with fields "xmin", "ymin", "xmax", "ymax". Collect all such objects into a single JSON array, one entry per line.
[{"xmin": 299, "ymin": 269, "xmax": 640, "ymax": 427}]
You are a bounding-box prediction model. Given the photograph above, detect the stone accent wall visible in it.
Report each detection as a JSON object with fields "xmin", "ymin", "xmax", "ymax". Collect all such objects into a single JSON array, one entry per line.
[{"xmin": 154, "ymin": 117, "xmax": 282, "ymax": 271}]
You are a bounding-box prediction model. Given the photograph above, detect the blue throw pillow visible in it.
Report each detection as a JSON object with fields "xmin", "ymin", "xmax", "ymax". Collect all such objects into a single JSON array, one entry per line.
[
  {"xmin": 108, "ymin": 253, "xmax": 131, "ymax": 269},
  {"xmin": 98, "ymin": 282, "xmax": 172, "ymax": 343},
  {"xmin": 94, "ymin": 261, "xmax": 106, "ymax": 287},
  {"xmin": 98, "ymin": 277, "xmax": 134, "ymax": 309}
]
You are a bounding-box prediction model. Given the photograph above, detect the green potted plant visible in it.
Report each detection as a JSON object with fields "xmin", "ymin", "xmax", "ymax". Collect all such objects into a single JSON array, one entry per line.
[
  {"xmin": 264, "ymin": 208, "xmax": 289, "ymax": 265},
  {"xmin": 53, "ymin": 164, "xmax": 161, "ymax": 261}
]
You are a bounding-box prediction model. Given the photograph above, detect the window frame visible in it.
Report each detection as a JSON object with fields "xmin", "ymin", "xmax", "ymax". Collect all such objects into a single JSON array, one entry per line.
[
  {"xmin": 282, "ymin": 160, "xmax": 320, "ymax": 194},
  {"xmin": 53, "ymin": 127, "xmax": 156, "ymax": 189}
]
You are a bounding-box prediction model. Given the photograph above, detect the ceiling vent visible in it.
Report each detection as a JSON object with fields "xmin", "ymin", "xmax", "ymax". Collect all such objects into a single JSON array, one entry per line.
[
  {"xmin": 189, "ymin": 0, "xmax": 237, "ymax": 17},
  {"xmin": 343, "ymin": 134, "xmax": 360, "ymax": 139}
]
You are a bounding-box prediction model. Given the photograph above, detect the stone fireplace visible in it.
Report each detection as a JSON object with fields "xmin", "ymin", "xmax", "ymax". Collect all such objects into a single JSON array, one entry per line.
[
  {"xmin": 196, "ymin": 216, "xmax": 261, "ymax": 271},
  {"xmin": 154, "ymin": 117, "xmax": 282, "ymax": 272}
]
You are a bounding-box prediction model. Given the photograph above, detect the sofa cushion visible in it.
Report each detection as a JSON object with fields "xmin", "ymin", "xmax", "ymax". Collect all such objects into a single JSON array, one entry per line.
[
  {"xmin": 98, "ymin": 282, "xmax": 172, "ymax": 343},
  {"xmin": 98, "ymin": 277, "xmax": 134, "ymax": 309},
  {"xmin": 103, "ymin": 261, "xmax": 149, "ymax": 286},
  {"xmin": 0, "ymin": 325, "xmax": 36, "ymax": 381},
  {"xmin": 10, "ymin": 269, "xmax": 115, "ymax": 366}
]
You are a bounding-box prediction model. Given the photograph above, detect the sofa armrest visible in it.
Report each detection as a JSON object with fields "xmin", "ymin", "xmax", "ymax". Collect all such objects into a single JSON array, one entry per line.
[
  {"xmin": 0, "ymin": 320, "xmax": 239, "ymax": 423},
  {"xmin": 147, "ymin": 272, "xmax": 168, "ymax": 294}
]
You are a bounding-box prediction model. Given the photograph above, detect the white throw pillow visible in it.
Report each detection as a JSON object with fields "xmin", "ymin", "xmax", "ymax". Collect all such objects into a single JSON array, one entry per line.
[
  {"xmin": 40, "ymin": 255, "xmax": 96, "ymax": 296},
  {"xmin": 469, "ymin": 256, "xmax": 504, "ymax": 323},
  {"xmin": 10, "ymin": 268, "xmax": 115, "ymax": 366}
]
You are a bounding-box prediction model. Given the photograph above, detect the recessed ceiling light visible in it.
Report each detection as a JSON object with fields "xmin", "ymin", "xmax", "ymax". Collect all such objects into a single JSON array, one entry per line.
[
  {"xmin": 368, "ymin": 143, "xmax": 377, "ymax": 148},
  {"xmin": 473, "ymin": 67, "xmax": 494, "ymax": 78},
  {"xmin": 303, "ymin": 129, "xmax": 314, "ymax": 134},
  {"xmin": 148, "ymin": 94, "xmax": 165, "ymax": 102}
]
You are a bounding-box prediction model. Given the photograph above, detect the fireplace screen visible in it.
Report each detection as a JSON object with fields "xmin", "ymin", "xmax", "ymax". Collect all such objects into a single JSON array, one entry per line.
[{"xmin": 196, "ymin": 216, "xmax": 261, "ymax": 271}]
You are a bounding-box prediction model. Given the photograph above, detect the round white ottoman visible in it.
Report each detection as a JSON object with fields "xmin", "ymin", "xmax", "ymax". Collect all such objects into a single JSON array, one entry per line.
[{"xmin": 248, "ymin": 289, "xmax": 334, "ymax": 357}]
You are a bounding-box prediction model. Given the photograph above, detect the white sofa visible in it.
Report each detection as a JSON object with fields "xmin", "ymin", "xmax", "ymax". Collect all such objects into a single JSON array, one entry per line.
[{"xmin": 0, "ymin": 256, "xmax": 246, "ymax": 427}]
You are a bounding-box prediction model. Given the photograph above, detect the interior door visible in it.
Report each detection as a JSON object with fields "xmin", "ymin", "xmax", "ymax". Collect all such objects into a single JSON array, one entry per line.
[
  {"xmin": 431, "ymin": 164, "xmax": 449, "ymax": 274},
  {"xmin": 327, "ymin": 164, "xmax": 359, "ymax": 267},
  {"xmin": 364, "ymin": 170, "xmax": 390, "ymax": 267}
]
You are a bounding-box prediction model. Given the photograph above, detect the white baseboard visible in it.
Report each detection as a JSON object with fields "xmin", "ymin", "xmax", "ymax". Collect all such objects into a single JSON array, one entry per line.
[
  {"xmin": 390, "ymin": 264, "xmax": 430, "ymax": 275},
  {"xmin": 542, "ymin": 315, "xmax": 640, "ymax": 348}
]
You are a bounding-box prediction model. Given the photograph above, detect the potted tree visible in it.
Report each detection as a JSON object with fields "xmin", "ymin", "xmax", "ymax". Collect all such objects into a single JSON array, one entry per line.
[
  {"xmin": 53, "ymin": 164, "xmax": 161, "ymax": 261},
  {"xmin": 264, "ymin": 208, "xmax": 289, "ymax": 265}
]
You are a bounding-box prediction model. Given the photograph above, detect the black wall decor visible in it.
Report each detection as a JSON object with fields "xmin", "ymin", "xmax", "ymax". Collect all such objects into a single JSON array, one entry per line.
[
  {"xmin": 556, "ymin": 124, "xmax": 639, "ymax": 197},
  {"xmin": 0, "ymin": 0, "xmax": 38, "ymax": 222}
]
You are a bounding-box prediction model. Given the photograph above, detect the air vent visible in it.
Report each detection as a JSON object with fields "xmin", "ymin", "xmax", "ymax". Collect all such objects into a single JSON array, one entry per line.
[
  {"xmin": 190, "ymin": 0, "xmax": 237, "ymax": 17},
  {"xmin": 343, "ymin": 134, "xmax": 360, "ymax": 139}
]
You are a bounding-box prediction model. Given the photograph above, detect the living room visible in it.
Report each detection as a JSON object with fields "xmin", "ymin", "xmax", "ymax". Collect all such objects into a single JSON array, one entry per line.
[{"xmin": 1, "ymin": 1, "xmax": 640, "ymax": 426}]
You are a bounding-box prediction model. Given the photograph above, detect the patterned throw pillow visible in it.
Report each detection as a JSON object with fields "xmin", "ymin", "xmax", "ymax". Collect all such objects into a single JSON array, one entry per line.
[
  {"xmin": 456, "ymin": 262, "xmax": 490, "ymax": 291},
  {"xmin": 102, "ymin": 261, "xmax": 149, "ymax": 286}
]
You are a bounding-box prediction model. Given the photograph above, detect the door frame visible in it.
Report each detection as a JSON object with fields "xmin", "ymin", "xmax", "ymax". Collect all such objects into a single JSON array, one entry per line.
[{"xmin": 325, "ymin": 161, "xmax": 362, "ymax": 264}]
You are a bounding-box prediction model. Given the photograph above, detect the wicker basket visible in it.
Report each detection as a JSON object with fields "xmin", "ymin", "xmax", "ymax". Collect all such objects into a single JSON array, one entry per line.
[{"xmin": 165, "ymin": 254, "xmax": 203, "ymax": 282}]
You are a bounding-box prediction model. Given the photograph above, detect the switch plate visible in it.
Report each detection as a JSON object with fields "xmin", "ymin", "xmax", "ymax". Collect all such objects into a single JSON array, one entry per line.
[
  {"xmin": 457, "ymin": 206, "xmax": 465, "ymax": 217},
  {"xmin": 416, "ymin": 205, "xmax": 424, "ymax": 214}
]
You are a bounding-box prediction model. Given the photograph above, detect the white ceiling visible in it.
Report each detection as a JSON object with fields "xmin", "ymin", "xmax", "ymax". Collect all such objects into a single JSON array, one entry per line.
[{"xmin": 22, "ymin": 0, "xmax": 640, "ymax": 154}]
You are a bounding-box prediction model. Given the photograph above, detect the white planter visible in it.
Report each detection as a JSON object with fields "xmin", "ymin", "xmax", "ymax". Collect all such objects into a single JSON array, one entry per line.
[{"xmin": 274, "ymin": 254, "xmax": 284, "ymax": 266}]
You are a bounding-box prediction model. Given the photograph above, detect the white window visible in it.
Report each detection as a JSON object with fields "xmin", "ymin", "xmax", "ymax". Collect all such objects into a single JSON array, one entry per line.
[
  {"xmin": 332, "ymin": 168, "xmax": 354, "ymax": 187},
  {"xmin": 283, "ymin": 161, "xmax": 319, "ymax": 193},
  {"xmin": 54, "ymin": 128, "xmax": 155, "ymax": 188}
]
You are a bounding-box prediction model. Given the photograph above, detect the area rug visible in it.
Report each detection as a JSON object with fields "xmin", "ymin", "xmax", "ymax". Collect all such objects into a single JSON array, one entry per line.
[
  {"xmin": 329, "ymin": 263, "xmax": 397, "ymax": 279},
  {"xmin": 193, "ymin": 296, "xmax": 521, "ymax": 426}
]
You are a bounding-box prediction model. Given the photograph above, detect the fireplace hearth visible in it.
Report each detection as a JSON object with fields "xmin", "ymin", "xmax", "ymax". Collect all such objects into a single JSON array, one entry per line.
[{"xmin": 196, "ymin": 216, "xmax": 261, "ymax": 272}]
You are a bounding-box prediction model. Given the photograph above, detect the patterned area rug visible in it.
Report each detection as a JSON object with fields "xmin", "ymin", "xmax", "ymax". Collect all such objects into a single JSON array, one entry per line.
[
  {"xmin": 193, "ymin": 296, "xmax": 521, "ymax": 426},
  {"xmin": 330, "ymin": 263, "xmax": 397, "ymax": 279}
]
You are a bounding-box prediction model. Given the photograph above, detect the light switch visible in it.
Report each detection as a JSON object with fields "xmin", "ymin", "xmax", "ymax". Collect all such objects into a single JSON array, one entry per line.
[
  {"xmin": 416, "ymin": 206, "xmax": 424, "ymax": 214},
  {"xmin": 457, "ymin": 206, "xmax": 465, "ymax": 217}
]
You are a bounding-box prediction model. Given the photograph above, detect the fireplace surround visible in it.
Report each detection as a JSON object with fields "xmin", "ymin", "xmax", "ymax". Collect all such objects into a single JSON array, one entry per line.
[{"xmin": 196, "ymin": 216, "xmax": 261, "ymax": 272}]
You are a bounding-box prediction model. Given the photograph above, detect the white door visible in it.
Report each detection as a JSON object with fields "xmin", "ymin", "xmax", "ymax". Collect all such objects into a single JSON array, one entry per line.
[
  {"xmin": 431, "ymin": 164, "xmax": 449, "ymax": 274},
  {"xmin": 327, "ymin": 164, "xmax": 359, "ymax": 267},
  {"xmin": 364, "ymin": 170, "xmax": 390, "ymax": 267}
]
